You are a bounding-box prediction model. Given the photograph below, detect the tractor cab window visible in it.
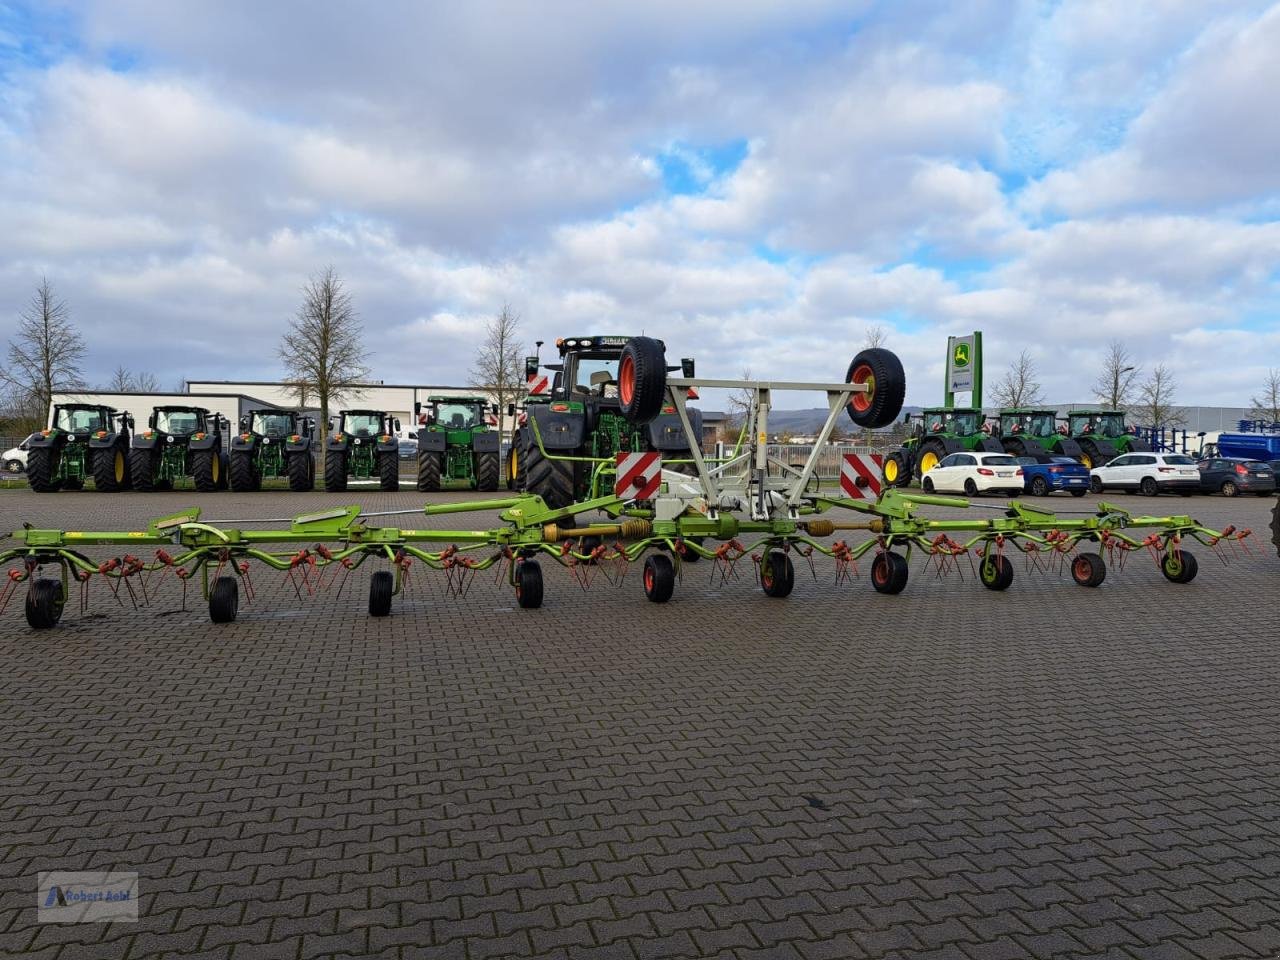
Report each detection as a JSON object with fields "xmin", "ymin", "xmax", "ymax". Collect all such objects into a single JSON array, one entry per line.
[
  {"xmin": 1071, "ymin": 414, "xmax": 1100, "ymax": 435},
  {"xmin": 948, "ymin": 411, "xmax": 979, "ymax": 435},
  {"xmin": 56, "ymin": 408, "xmax": 105, "ymax": 433},
  {"xmin": 342, "ymin": 414, "xmax": 382, "ymax": 437},
  {"xmin": 1097, "ymin": 413, "xmax": 1127, "ymax": 438},
  {"xmin": 156, "ymin": 410, "xmax": 201, "ymax": 436},
  {"xmin": 252, "ymin": 413, "xmax": 294, "ymax": 437},
  {"xmin": 1003, "ymin": 413, "xmax": 1031, "ymax": 434},
  {"xmin": 566, "ymin": 354, "xmax": 620, "ymax": 397},
  {"xmin": 434, "ymin": 403, "xmax": 481, "ymax": 430},
  {"xmin": 1029, "ymin": 413, "xmax": 1057, "ymax": 437}
]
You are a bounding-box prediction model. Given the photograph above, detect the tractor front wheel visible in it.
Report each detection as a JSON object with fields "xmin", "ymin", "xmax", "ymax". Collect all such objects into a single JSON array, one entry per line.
[
  {"xmin": 1071, "ymin": 552, "xmax": 1107, "ymax": 587},
  {"xmin": 25, "ymin": 447, "xmax": 59, "ymax": 492},
  {"xmin": 417, "ymin": 451, "xmax": 442, "ymax": 491},
  {"xmin": 286, "ymin": 452, "xmax": 312, "ymax": 492},
  {"xmin": 523, "ymin": 438, "xmax": 574, "ymax": 508},
  {"xmin": 760, "ymin": 550, "xmax": 795, "ymax": 598},
  {"xmin": 25, "ymin": 578, "xmax": 65, "ymax": 629},
  {"xmin": 476, "ymin": 452, "xmax": 499, "ymax": 492},
  {"xmin": 979, "ymin": 553, "xmax": 1014, "ymax": 591},
  {"xmin": 377, "ymin": 450, "xmax": 399, "ymax": 491},
  {"xmin": 324, "ymin": 450, "xmax": 348, "ymax": 492},
  {"xmin": 883, "ymin": 451, "xmax": 910, "ymax": 487},
  {"xmin": 515, "ymin": 560, "xmax": 544, "ymax": 609},
  {"xmin": 209, "ymin": 576, "xmax": 239, "ymax": 623},
  {"xmin": 230, "ymin": 450, "xmax": 257, "ymax": 492},
  {"xmin": 369, "ymin": 570, "xmax": 393, "ymax": 616},
  {"xmin": 192, "ymin": 449, "xmax": 221, "ymax": 492},
  {"xmin": 870, "ymin": 551, "xmax": 909, "ymax": 595},
  {"xmin": 130, "ymin": 449, "xmax": 156, "ymax": 491},
  {"xmin": 642, "ymin": 553, "xmax": 675, "ymax": 603},
  {"xmin": 916, "ymin": 440, "xmax": 946, "ymax": 480}
]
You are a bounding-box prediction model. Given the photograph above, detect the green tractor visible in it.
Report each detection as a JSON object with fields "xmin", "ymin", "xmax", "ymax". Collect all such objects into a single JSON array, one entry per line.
[
  {"xmin": 25, "ymin": 403, "xmax": 134, "ymax": 492},
  {"xmin": 130, "ymin": 406, "xmax": 228, "ymax": 492},
  {"xmin": 229, "ymin": 409, "xmax": 316, "ymax": 492},
  {"xmin": 508, "ymin": 335, "xmax": 702, "ymax": 508},
  {"xmin": 324, "ymin": 409, "xmax": 401, "ymax": 492},
  {"xmin": 415, "ymin": 396, "xmax": 500, "ymax": 492},
  {"xmin": 882, "ymin": 407, "xmax": 1003, "ymax": 486},
  {"xmin": 994, "ymin": 408, "xmax": 1085, "ymax": 460},
  {"xmin": 1063, "ymin": 409, "xmax": 1151, "ymax": 469}
]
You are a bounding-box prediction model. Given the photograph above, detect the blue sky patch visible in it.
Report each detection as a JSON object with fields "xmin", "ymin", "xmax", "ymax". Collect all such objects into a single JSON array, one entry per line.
[{"xmin": 653, "ymin": 138, "xmax": 748, "ymax": 196}]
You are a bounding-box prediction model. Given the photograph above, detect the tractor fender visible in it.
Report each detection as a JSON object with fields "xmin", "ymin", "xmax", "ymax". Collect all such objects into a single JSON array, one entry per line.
[
  {"xmin": 131, "ymin": 433, "xmax": 159, "ymax": 450},
  {"xmin": 527, "ymin": 403, "xmax": 585, "ymax": 451},
  {"xmin": 1055, "ymin": 438, "xmax": 1084, "ymax": 460},
  {"xmin": 375, "ymin": 436, "xmax": 399, "ymax": 453},
  {"xmin": 86, "ymin": 432, "xmax": 120, "ymax": 450},
  {"xmin": 472, "ymin": 430, "xmax": 500, "ymax": 453},
  {"xmin": 284, "ymin": 436, "xmax": 311, "ymax": 453},
  {"xmin": 648, "ymin": 408, "xmax": 703, "ymax": 452},
  {"xmin": 230, "ymin": 435, "xmax": 255, "ymax": 451},
  {"xmin": 188, "ymin": 434, "xmax": 219, "ymax": 451},
  {"xmin": 25, "ymin": 431, "xmax": 59, "ymax": 449},
  {"xmin": 1088, "ymin": 439, "xmax": 1119, "ymax": 461},
  {"xmin": 417, "ymin": 429, "xmax": 447, "ymax": 453},
  {"xmin": 1120, "ymin": 436, "xmax": 1152, "ymax": 453},
  {"xmin": 940, "ymin": 438, "xmax": 965, "ymax": 456},
  {"xmin": 976, "ymin": 436, "xmax": 1005, "ymax": 453},
  {"xmin": 327, "ymin": 436, "xmax": 350, "ymax": 453}
]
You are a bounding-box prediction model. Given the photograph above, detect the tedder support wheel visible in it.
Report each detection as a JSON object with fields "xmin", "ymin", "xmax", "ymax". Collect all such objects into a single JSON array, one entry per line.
[
  {"xmin": 642, "ymin": 553, "xmax": 676, "ymax": 603},
  {"xmin": 979, "ymin": 553, "xmax": 1014, "ymax": 591},
  {"xmin": 476, "ymin": 452, "xmax": 499, "ymax": 492},
  {"xmin": 209, "ymin": 576, "xmax": 239, "ymax": 623},
  {"xmin": 678, "ymin": 537, "xmax": 702, "ymax": 563},
  {"xmin": 515, "ymin": 560, "xmax": 544, "ymax": 609},
  {"xmin": 287, "ymin": 452, "xmax": 312, "ymax": 492},
  {"xmin": 25, "ymin": 447, "xmax": 58, "ymax": 492},
  {"xmin": 192, "ymin": 449, "xmax": 221, "ymax": 492},
  {"xmin": 870, "ymin": 551, "xmax": 909, "ymax": 595},
  {"xmin": 378, "ymin": 450, "xmax": 399, "ymax": 491},
  {"xmin": 25, "ymin": 578, "xmax": 65, "ymax": 629},
  {"xmin": 417, "ymin": 451, "xmax": 442, "ymax": 492},
  {"xmin": 845, "ymin": 348, "xmax": 906, "ymax": 429},
  {"xmin": 369, "ymin": 570, "xmax": 393, "ymax": 616},
  {"xmin": 760, "ymin": 550, "xmax": 795, "ymax": 598},
  {"xmin": 1161, "ymin": 551, "xmax": 1199, "ymax": 584},
  {"xmin": 130, "ymin": 448, "xmax": 156, "ymax": 492},
  {"xmin": 618, "ymin": 336, "xmax": 667, "ymax": 425},
  {"xmin": 92, "ymin": 446, "xmax": 128, "ymax": 492},
  {"xmin": 324, "ymin": 451, "xmax": 348, "ymax": 492},
  {"xmin": 1071, "ymin": 552, "xmax": 1107, "ymax": 587}
]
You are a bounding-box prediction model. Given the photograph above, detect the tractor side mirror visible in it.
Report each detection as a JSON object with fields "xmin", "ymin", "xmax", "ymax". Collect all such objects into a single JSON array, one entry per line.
[
  {"xmin": 507, "ymin": 403, "xmax": 516, "ymax": 417},
  {"xmin": 524, "ymin": 357, "xmax": 539, "ymax": 377},
  {"xmin": 393, "ymin": 418, "xmax": 401, "ymax": 433},
  {"xmin": 327, "ymin": 417, "xmax": 335, "ymax": 431},
  {"xmin": 413, "ymin": 401, "xmax": 421, "ymax": 416},
  {"xmin": 681, "ymin": 358, "xmax": 695, "ymax": 378},
  {"xmin": 239, "ymin": 415, "xmax": 249, "ymax": 430}
]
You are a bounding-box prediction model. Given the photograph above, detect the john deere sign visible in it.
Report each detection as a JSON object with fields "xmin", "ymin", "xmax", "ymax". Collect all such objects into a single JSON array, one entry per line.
[{"xmin": 944, "ymin": 332, "xmax": 982, "ymax": 407}]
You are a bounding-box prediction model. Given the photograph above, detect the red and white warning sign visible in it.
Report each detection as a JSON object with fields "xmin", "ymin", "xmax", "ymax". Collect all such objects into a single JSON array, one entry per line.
[
  {"xmin": 526, "ymin": 371, "xmax": 550, "ymax": 395},
  {"xmin": 840, "ymin": 453, "xmax": 883, "ymax": 500},
  {"xmin": 615, "ymin": 452, "xmax": 662, "ymax": 500}
]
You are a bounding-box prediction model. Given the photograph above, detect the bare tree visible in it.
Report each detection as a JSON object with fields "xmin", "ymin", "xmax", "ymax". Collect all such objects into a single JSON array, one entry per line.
[
  {"xmin": 279, "ymin": 267, "xmax": 370, "ymax": 440},
  {"xmin": 135, "ymin": 370, "xmax": 161, "ymax": 393},
  {"xmin": 469, "ymin": 305, "xmax": 525, "ymax": 430},
  {"xmin": 863, "ymin": 324, "xmax": 888, "ymax": 350},
  {"xmin": 991, "ymin": 350, "xmax": 1044, "ymax": 408},
  {"xmin": 725, "ymin": 368, "xmax": 755, "ymax": 431},
  {"xmin": 1092, "ymin": 339, "xmax": 1140, "ymax": 409},
  {"xmin": 0, "ymin": 278, "xmax": 85, "ymax": 428},
  {"xmin": 106, "ymin": 366, "xmax": 163, "ymax": 393},
  {"xmin": 1136, "ymin": 364, "xmax": 1185, "ymax": 427},
  {"xmin": 1249, "ymin": 369, "xmax": 1280, "ymax": 424}
]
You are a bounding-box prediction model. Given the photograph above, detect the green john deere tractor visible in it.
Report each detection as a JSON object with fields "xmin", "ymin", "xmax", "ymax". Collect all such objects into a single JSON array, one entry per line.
[
  {"xmin": 130, "ymin": 406, "xmax": 228, "ymax": 492},
  {"xmin": 25, "ymin": 403, "xmax": 134, "ymax": 492},
  {"xmin": 994, "ymin": 408, "xmax": 1085, "ymax": 460},
  {"xmin": 882, "ymin": 407, "xmax": 1004, "ymax": 486},
  {"xmin": 229, "ymin": 409, "xmax": 316, "ymax": 492},
  {"xmin": 415, "ymin": 396, "xmax": 500, "ymax": 492},
  {"xmin": 508, "ymin": 335, "xmax": 702, "ymax": 508},
  {"xmin": 324, "ymin": 410, "xmax": 400, "ymax": 492},
  {"xmin": 1064, "ymin": 410, "xmax": 1150, "ymax": 469}
]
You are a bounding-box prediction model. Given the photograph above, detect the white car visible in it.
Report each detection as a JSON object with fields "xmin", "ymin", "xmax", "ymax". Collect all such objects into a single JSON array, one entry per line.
[
  {"xmin": 922, "ymin": 451, "xmax": 1024, "ymax": 496},
  {"xmin": 1089, "ymin": 452, "xmax": 1200, "ymax": 496},
  {"xmin": 3, "ymin": 440, "xmax": 28, "ymax": 474}
]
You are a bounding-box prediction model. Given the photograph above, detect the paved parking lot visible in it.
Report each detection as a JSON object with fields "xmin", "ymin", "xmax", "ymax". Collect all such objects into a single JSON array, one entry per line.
[{"xmin": 2, "ymin": 487, "xmax": 1279, "ymax": 960}]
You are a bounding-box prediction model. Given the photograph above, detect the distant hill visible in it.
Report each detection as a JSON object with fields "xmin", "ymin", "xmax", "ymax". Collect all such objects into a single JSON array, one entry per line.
[{"xmin": 758, "ymin": 406, "xmax": 925, "ymax": 434}]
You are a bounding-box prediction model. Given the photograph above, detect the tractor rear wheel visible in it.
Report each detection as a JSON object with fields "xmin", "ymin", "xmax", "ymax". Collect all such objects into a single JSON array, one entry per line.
[
  {"xmin": 25, "ymin": 578, "xmax": 65, "ymax": 629},
  {"xmin": 1078, "ymin": 441, "xmax": 1105, "ymax": 470},
  {"xmin": 26, "ymin": 447, "xmax": 59, "ymax": 492},
  {"xmin": 287, "ymin": 452, "xmax": 312, "ymax": 492},
  {"xmin": 845, "ymin": 348, "xmax": 906, "ymax": 429},
  {"xmin": 760, "ymin": 550, "xmax": 795, "ymax": 598},
  {"xmin": 618, "ymin": 336, "xmax": 668, "ymax": 425},
  {"xmin": 870, "ymin": 551, "xmax": 909, "ymax": 594},
  {"xmin": 230, "ymin": 450, "xmax": 257, "ymax": 492},
  {"xmin": 209, "ymin": 576, "xmax": 239, "ymax": 623},
  {"xmin": 417, "ymin": 450, "xmax": 442, "ymax": 491},
  {"xmin": 979, "ymin": 553, "xmax": 1014, "ymax": 591},
  {"xmin": 377, "ymin": 450, "xmax": 399, "ymax": 491},
  {"xmin": 476, "ymin": 452, "xmax": 499, "ymax": 492},
  {"xmin": 92, "ymin": 446, "xmax": 127, "ymax": 492},
  {"xmin": 192, "ymin": 449, "xmax": 221, "ymax": 492},
  {"xmin": 369, "ymin": 570, "xmax": 393, "ymax": 616},
  {"xmin": 506, "ymin": 444, "xmax": 518, "ymax": 490},
  {"xmin": 642, "ymin": 553, "xmax": 675, "ymax": 603},
  {"xmin": 1161, "ymin": 550, "xmax": 1198, "ymax": 584},
  {"xmin": 324, "ymin": 450, "xmax": 348, "ymax": 492},
  {"xmin": 515, "ymin": 560, "xmax": 544, "ymax": 608},
  {"xmin": 130, "ymin": 448, "xmax": 156, "ymax": 491},
  {"xmin": 523, "ymin": 438, "xmax": 574, "ymax": 508},
  {"xmin": 1071, "ymin": 552, "xmax": 1107, "ymax": 587}
]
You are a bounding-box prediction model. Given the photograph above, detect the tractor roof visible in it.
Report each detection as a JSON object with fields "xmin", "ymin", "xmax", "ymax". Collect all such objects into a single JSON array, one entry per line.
[
  {"xmin": 429, "ymin": 395, "xmax": 487, "ymax": 404},
  {"xmin": 340, "ymin": 409, "xmax": 388, "ymax": 416},
  {"xmin": 999, "ymin": 408, "xmax": 1058, "ymax": 414},
  {"xmin": 555, "ymin": 335, "xmax": 664, "ymax": 354},
  {"xmin": 56, "ymin": 402, "xmax": 119, "ymax": 412},
  {"xmin": 153, "ymin": 405, "xmax": 211, "ymax": 414},
  {"xmin": 922, "ymin": 406, "xmax": 982, "ymax": 414},
  {"xmin": 248, "ymin": 408, "xmax": 297, "ymax": 416},
  {"xmin": 1070, "ymin": 409, "xmax": 1124, "ymax": 415}
]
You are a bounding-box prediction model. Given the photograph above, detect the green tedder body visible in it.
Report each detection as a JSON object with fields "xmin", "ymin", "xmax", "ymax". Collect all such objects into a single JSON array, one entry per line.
[
  {"xmin": 882, "ymin": 407, "xmax": 1004, "ymax": 486},
  {"xmin": 416, "ymin": 396, "xmax": 500, "ymax": 492}
]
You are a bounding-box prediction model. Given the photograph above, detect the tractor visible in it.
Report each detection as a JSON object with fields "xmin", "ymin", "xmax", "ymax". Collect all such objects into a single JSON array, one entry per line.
[
  {"xmin": 130, "ymin": 406, "xmax": 228, "ymax": 492},
  {"xmin": 508, "ymin": 335, "xmax": 702, "ymax": 508},
  {"xmin": 415, "ymin": 396, "xmax": 500, "ymax": 492},
  {"xmin": 25, "ymin": 403, "xmax": 133, "ymax": 492},
  {"xmin": 324, "ymin": 409, "xmax": 400, "ymax": 492},
  {"xmin": 1063, "ymin": 409, "xmax": 1150, "ymax": 469},
  {"xmin": 882, "ymin": 407, "xmax": 1004, "ymax": 486},
  {"xmin": 994, "ymin": 408, "xmax": 1085, "ymax": 460},
  {"xmin": 229, "ymin": 409, "xmax": 316, "ymax": 492}
]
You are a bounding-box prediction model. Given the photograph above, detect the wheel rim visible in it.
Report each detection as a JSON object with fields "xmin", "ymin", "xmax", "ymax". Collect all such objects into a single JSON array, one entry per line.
[
  {"xmin": 885, "ymin": 459, "xmax": 898, "ymax": 483},
  {"xmin": 212, "ymin": 455, "xmax": 221, "ymax": 482},
  {"xmin": 1165, "ymin": 554, "xmax": 1182, "ymax": 576},
  {"xmin": 1223, "ymin": 483, "xmax": 1235, "ymax": 496},
  {"xmin": 114, "ymin": 450, "xmax": 125, "ymax": 482},
  {"xmin": 619, "ymin": 354, "xmax": 636, "ymax": 406},
  {"xmin": 848, "ymin": 364, "xmax": 874, "ymax": 412},
  {"xmin": 762, "ymin": 560, "xmax": 774, "ymax": 589},
  {"xmin": 920, "ymin": 451, "xmax": 939, "ymax": 473},
  {"xmin": 1081, "ymin": 454, "xmax": 1093, "ymax": 469},
  {"xmin": 1073, "ymin": 556, "xmax": 1090, "ymax": 580},
  {"xmin": 873, "ymin": 557, "xmax": 887, "ymax": 585},
  {"xmin": 643, "ymin": 564, "xmax": 654, "ymax": 592}
]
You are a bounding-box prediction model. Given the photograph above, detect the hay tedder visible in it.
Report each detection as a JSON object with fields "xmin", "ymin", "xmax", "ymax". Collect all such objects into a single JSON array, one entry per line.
[{"xmin": 0, "ymin": 339, "xmax": 1259, "ymax": 629}]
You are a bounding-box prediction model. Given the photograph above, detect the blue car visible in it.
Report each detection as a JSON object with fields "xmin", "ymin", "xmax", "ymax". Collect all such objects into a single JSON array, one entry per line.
[{"xmin": 1014, "ymin": 455, "xmax": 1090, "ymax": 497}]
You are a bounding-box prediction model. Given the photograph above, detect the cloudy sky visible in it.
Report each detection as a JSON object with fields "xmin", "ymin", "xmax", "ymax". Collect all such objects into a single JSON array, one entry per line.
[{"xmin": 1, "ymin": 0, "xmax": 1278, "ymax": 406}]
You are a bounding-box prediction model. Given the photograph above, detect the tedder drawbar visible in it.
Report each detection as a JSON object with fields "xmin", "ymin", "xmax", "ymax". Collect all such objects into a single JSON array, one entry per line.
[{"xmin": 1, "ymin": 339, "xmax": 1257, "ymax": 629}]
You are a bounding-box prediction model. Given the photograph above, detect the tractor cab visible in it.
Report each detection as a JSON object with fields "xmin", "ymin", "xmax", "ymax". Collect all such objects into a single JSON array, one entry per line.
[
  {"xmin": 246, "ymin": 410, "xmax": 300, "ymax": 439},
  {"xmin": 25, "ymin": 403, "xmax": 133, "ymax": 493},
  {"xmin": 150, "ymin": 406, "xmax": 211, "ymax": 438},
  {"xmin": 1068, "ymin": 410, "xmax": 1130, "ymax": 440},
  {"xmin": 999, "ymin": 409, "xmax": 1059, "ymax": 440},
  {"xmin": 424, "ymin": 397, "xmax": 488, "ymax": 432},
  {"xmin": 336, "ymin": 410, "xmax": 396, "ymax": 440},
  {"xmin": 918, "ymin": 407, "xmax": 983, "ymax": 437},
  {"xmin": 52, "ymin": 404, "xmax": 115, "ymax": 436}
]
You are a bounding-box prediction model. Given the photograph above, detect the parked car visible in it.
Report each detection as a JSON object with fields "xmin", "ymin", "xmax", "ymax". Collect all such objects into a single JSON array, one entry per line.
[
  {"xmin": 1013, "ymin": 455, "xmax": 1090, "ymax": 497},
  {"xmin": 3, "ymin": 440, "xmax": 28, "ymax": 473},
  {"xmin": 921, "ymin": 451, "xmax": 1023, "ymax": 496},
  {"xmin": 1196, "ymin": 457, "xmax": 1276, "ymax": 497},
  {"xmin": 398, "ymin": 434, "xmax": 418, "ymax": 461},
  {"xmin": 1089, "ymin": 452, "xmax": 1200, "ymax": 496}
]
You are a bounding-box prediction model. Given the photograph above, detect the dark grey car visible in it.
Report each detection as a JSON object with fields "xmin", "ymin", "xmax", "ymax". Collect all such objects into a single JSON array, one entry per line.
[{"xmin": 1197, "ymin": 457, "xmax": 1276, "ymax": 497}]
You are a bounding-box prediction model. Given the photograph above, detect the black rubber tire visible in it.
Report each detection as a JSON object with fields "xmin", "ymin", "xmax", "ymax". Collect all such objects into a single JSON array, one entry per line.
[
  {"xmin": 26, "ymin": 446, "xmax": 58, "ymax": 492},
  {"xmin": 92, "ymin": 446, "xmax": 127, "ymax": 492},
  {"xmin": 515, "ymin": 560, "xmax": 544, "ymax": 608},
  {"xmin": 192, "ymin": 449, "xmax": 220, "ymax": 492},
  {"xmin": 1090, "ymin": 476, "xmax": 1103, "ymax": 494},
  {"xmin": 642, "ymin": 553, "xmax": 676, "ymax": 603},
  {"xmin": 979, "ymin": 553, "xmax": 1014, "ymax": 591},
  {"xmin": 870, "ymin": 551, "xmax": 909, "ymax": 595},
  {"xmin": 130, "ymin": 448, "xmax": 156, "ymax": 491},
  {"xmin": 1071, "ymin": 552, "xmax": 1107, "ymax": 587},
  {"xmin": 416, "ymin": 450, "xmax": 441, "ymax": 491},
  {"xmin": 963, "ymin": 478, "xmax": 978, "ymax": 497},
  {"xmin": 209, "ymin": 576, "xmax": 239, "ymax": 623},
  {"xmin": 679, "ymin": 537, "xmax": 702, "ymax": 563},
  {"xmin": 476, "ymin": 452, "xmax": 499, "ymax": 492},
  {"xmin": 369, "ymin": 570, "xmax": 393, "ymax": 617},
  {"xmin": 1078, "ymin": 441, "xmax": 1108, "ymax": 471},
  {"xmin": 1161, "ymin": 550, "xmax": 1198, "ymax": 584},
  {"xmin": 1271, "ymin": 499, "xmax": 1279, "ymax": 556},
  {"xmin": 760, "ymin": 550, "xmax": 795, "ymax": 598},
  {"xmin": 505, "ymin": 446, "xmax": 516, "ymax": 490},
  {"xmin": 216, "ymin": 452, "xmax": 229, "ymax": 490},
  {"xmin": 229, "ymin": 450, "xmax": 256, "ymax": 492},
  {"xmin": 1070, "ymin": 488, "xmax": 1087, "ymax": 498},
  {"xmin": 4, "ymin": 458, "xmax": 23, "ymax": 474},
  {"xmin": 844, "ymin": 348, "xmax": 906, "ymax": 429},
  {"xmin": 286, "ymin": 452, "xmax": 311, "ymax": 492},
  {"xmin": 378, "ymin": 450, "xmax": 399, "ymax": 491},
  {"xmin": 1140, "ymin": 477, "xmax": 1159, "ymax": 497},
  {"xmin": 618, "ymin": 336, "xmax": 667, "ymax": 425},
  {"xmin": 25, "ymin": 578, "xmax": 65, "ymax": 629},
  {"xmin": 1126, "ymin": 436, "xmax": 1152, "ymax": 452},
  {"xmin": 916, "ymin": 439, "xmax": 947, "ymax": 480},
  {"xmin": 882, "ymin": 451, "xmax": 910, "ymax": 488},
  {"xmin": 1030, "ymin": 476, "xmax": 1049, "ymax": 497},
  {"xmin": 1220, "ymin": 480, "xmax": 1237, "ymax": 498},
  {"xmin": 577, "ymin": 535, "xmax": 603, "ymax": 563},
  {"xmin": 922, "ymin": 477, "xmax": 935, "ymax": 493},
  {"xmin": 523, "ymin": 438, "xmax": 575, "ymax": 508},
  {"xmin": 324, "ymin": 450, "xmax": 348, "ymax": 492}
]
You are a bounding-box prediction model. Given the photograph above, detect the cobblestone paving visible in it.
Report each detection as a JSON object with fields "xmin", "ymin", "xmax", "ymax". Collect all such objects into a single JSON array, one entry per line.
[{"xmin": 2, "ymin": 488, "xmax": 1278, "ymax": 959}]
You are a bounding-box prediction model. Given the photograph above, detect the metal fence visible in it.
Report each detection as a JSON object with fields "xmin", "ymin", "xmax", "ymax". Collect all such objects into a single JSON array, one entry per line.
[{"xmin": 711, "ymin": 442, "xmax": 880, "ymax": 480}]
